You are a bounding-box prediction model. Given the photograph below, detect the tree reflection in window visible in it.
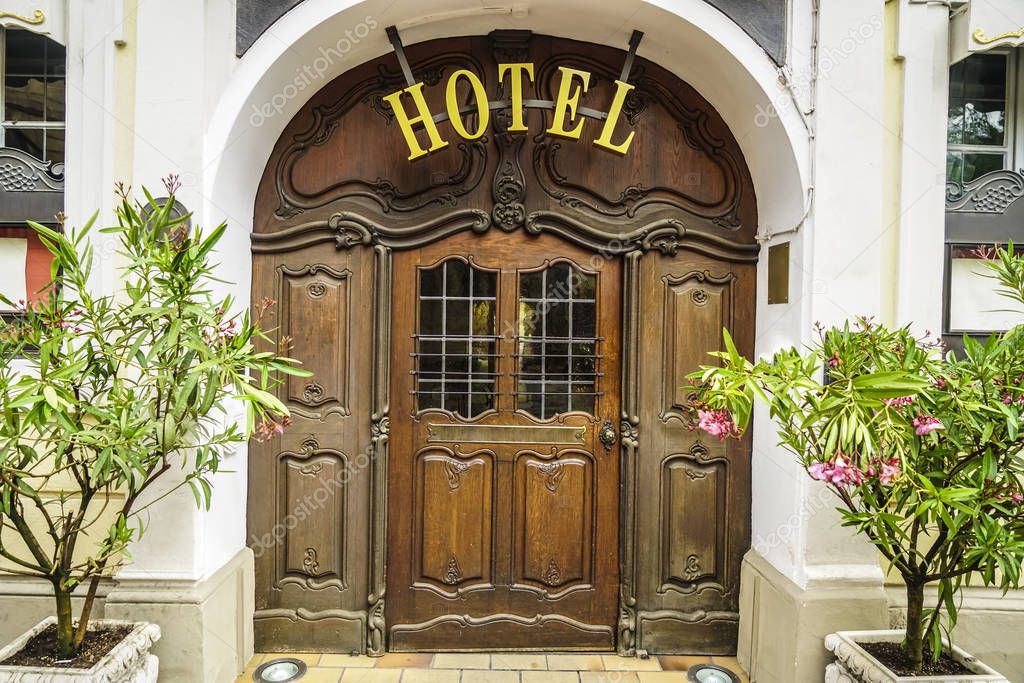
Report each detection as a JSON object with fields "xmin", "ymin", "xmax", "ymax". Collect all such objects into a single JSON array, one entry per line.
[
  {"xmin": 2, "ymin": 28, "xmax": 66, "ymax": 165},
  {"xmin": 416, "ymin": 259, "xmax": 497, "ymax": 417},
  {"xmin": 516, "ymin": 262, "xmax": 599, "ymax": 419}
]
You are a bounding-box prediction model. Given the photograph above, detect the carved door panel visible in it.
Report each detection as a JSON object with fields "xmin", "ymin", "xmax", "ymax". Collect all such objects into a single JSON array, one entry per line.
[
  {"xmin": 632, "ymin": 251, "xmax": 754, "ymax": 654},
  {"xmin": 248, "ymin": 244, "xmax": 374, "ymax": 651},
  {"xmin": 387, "ymin": 230, "xmax": 621, "ymax": 651}
]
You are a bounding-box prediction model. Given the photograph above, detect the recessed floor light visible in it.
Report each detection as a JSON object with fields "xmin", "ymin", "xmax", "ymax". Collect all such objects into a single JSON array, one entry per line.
[
  {"xmin": 253, "ymin": 658, "xmax": 307, "ymax": 682},
  {"xmin": 687, "ymin": 663, "xmax": 741, "ymax": 683}
]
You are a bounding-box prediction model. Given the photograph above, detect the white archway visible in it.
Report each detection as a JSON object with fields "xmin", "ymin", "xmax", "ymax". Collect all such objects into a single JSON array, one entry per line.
[
  {"xmin": 199, "ymin": 0, "xmax": 815, "ymax": 597},
  {"xmin": 202, "ymin": 0, "xmax": 809, "ymax": 297}
]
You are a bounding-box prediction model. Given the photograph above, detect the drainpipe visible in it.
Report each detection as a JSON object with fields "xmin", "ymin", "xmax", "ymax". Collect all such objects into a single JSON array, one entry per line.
[{"xmin": 755, "ymin": 0, "xmax": 819, "ymax": 244}]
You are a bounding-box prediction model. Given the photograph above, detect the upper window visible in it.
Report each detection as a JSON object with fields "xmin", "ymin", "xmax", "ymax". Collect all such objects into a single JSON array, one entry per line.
[
  {"xmin": 1, "ymin": 27, "xmax": 66, "ymax": 165},
  {"xmin": 947, "ymin": 53, "xmax": 1012, "ymax": 184}
]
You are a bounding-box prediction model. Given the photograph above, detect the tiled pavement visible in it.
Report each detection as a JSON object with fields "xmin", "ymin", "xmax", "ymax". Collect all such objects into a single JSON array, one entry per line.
[{"xmin": 237, "ymin": 652, "xmax": 750, "ymax": 682}]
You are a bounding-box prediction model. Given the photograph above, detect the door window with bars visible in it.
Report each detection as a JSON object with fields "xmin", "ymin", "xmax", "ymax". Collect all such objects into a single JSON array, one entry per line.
[
  {"xmin": 2, "ymin": 27, "xmax": 66, "ymax": 165},
  {"xmin": 415, "ymin": 259, "xmax": 498, "ymax": 417},
  {"xmin": 516, "ymin": 262, "xmax": 600, "ymax": 419}
]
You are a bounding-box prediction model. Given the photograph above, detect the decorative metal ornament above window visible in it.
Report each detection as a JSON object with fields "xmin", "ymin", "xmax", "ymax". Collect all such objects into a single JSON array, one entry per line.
[
  {"xmin": 946, "ymin": 169, "xmax": 1024, "ymax": 214},
  {"xmin": 0, "ymin": 147, "xmax": 63, "ymax": 192},
  {"xmin": 0, "ymin": 10, "xmax": 45, "ymax": 26}
]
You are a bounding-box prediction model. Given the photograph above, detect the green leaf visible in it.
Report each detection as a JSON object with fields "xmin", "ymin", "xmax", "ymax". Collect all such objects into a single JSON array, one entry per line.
[{"xmin": 42, "ymin": 385, "xmax": 60, "ymax": 409}]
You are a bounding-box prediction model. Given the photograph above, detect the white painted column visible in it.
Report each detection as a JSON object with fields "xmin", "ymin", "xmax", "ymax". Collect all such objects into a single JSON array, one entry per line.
[
  {"xmin": 799, "ymin": 0, "xmax": 890, "ymax": 584},
  {"xmin": 118, "ymin": 0, "xmax": 249, "ymax": 583},
  {"xmin": 894, "ymin": 0, "xmax": 949, "ymax": 335}
]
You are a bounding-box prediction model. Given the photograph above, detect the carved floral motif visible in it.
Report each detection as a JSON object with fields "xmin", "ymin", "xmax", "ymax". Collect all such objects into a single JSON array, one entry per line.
[
  {"xmin": 544, "ymin": 557, "xmax": 562, "ymax": 586},
  {"xmin": 442, "ymin": 555, "xmax": 463, "ymax": 585},
  {"xmin": 538, "ymin": 462, "xmax": 565, "ymax": 492},
  {"xmin": 302, "ymin": 547, "xmax": 321, "ymax": 576},
  {"xmin": 443, "ymin": 459, "xmax": 471, "ymax": 490}
]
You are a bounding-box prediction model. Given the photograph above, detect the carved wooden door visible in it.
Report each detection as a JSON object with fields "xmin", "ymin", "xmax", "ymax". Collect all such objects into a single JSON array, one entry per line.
[
  {"xmin": 387, "ymin": 229, "xmax": 621, "ymax": 650},
  {"xmin": 251, "ymin": 31, "xmax": 758, "ymax": 656}
]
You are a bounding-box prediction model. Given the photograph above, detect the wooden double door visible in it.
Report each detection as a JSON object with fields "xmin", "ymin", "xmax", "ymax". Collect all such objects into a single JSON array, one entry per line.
[
  {"xmin": 248, "ymin": 31, "xmax": 757, "ymax": 656},
  {"xmin": 387, "ymin": 231, "xmax": 621, "ymax": 650}
]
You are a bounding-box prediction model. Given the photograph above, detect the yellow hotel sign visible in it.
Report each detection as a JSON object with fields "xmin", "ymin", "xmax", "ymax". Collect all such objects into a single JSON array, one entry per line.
[{"xmin": 382, "ymin": 62, "xmax": 640, "ymax": 161}]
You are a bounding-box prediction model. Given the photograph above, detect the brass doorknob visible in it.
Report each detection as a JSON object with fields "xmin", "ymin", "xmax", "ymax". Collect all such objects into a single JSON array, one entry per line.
[{"xmin": 599, "ymin": 419, "xmax": 617, "ymax": 452}]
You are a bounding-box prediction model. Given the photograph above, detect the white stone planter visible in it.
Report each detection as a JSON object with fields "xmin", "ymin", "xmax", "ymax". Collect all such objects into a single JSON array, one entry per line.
[
  {"xmin": 0, "ymin": 617, "xmax": 160, "ymax": 683},
  {"xmin": 825, "ymin": 630, "xmax": 1008, "ymax": 683}
]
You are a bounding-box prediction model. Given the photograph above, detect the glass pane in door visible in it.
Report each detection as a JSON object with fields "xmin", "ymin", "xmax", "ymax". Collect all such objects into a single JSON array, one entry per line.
[
  {"xmin": 516, "ymin": 262, "xmax": 599, "ymax": 419},
  {"xmin": 416, "ymin": 259, "xmax": 498, "ymax": 417}
]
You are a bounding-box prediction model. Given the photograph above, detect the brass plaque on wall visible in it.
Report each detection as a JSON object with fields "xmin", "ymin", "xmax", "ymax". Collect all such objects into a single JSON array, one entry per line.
[
  {"xmin": 767, "ymin": 241, "xmax": 790, "ymax": 304},
  {"xmin": 426, "ymin": 423, "xmax": 587, "ymax": 445}
]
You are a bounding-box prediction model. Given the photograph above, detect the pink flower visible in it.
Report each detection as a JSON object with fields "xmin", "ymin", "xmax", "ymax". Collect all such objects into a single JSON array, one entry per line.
[
  {"xmin": 877, "ymin": 456, "xmax": 901, "ymax": 485},
  {"xmin": 911, "ymin": 415, "xmax": 944, "ymax": 436},
  {"xmin": 697, "ymin": 409, "xmax": 738, "ymax": 441},
  {"xmin": 882, "ymin": 396, "xmax": 915, "ymax": 408},
  {"xmin": 808, "ymin": 461, "xmax": 830, "ymax": 481},
  {"xmin": 808, "ymin": 453, "xmax": 866, "ymax": 487},
  {"xmin": 253, "ymin": 416, "xmax": 293, "ymax": 442},
  {"xmin": 827, "ymin": 352, "xmax": 842, "ymax": 368},
  {"xmin": 1002, "ymin": 392, "xmax": 1024, "ymax": 406}
]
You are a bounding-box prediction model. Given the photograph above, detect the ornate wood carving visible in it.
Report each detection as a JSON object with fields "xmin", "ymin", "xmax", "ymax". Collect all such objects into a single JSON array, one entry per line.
[
  {"xmin": 538, "ymin": 462, "xmax": 566, "ymax": 491},
  {"xmin": 544, "ymin": 557, "xmax": 562, "ymax": 586},
  {"xmin": 277, "ymin": 442, "xmax": 348, "ymax": 591},
  {"xmin": 252, "ymin": 209, "xmax": 491, "ymax": 254},
  {"xmin": 636, "ymin": 251, "xmax": 753, "ymax": 654},
  {"xmin": 488, "ymin": 31, "xmax": 532, "ymax": 232},
  {"xmin": 617, "ymin": 250, "xmax": 642, "ymax": 655},
  {"xmin": 443, "ymin": 555, "xmax": 464, "ymax": 585},
  {"xmin": 659, "ymin": 270, "xmax": 736, "ymax": 426},
  {"xmin": 523, "ymin": 213, "xmax": 758, "ymax": 262},
  {"xmin": 531, "ymin": 55, "xmax": 745, "ymax": 228},
  {"xmin": 254, "ymin": 35, "xmax": 759, "ymax": 263},
  {"xmin": 251, "ymin": 243, "xmax": 374, "ymax": 653},
  {"xmin": 271, "ymin": 51, "xmax": 489, "ymax": 219},
  {"xmin": 278, "ymin": 263, "xmax": 352, "ymax": 420},
  {"xmin": 385, "ymin": 233, "xmax": 623, "ymax": 649},
  {"xmin": 413, "ymin": 447, "xmax": 494, "ymax": 594},
  {"xmin": 366, "ymin": 593, "xmax": 385, "ymax": 656},
  {"xmin": 513, "ymin": 451, "xmax": 594, "ymax": 598},
  {"xmin": 366, "ymin": 245, "xmax": 391, "ymax": 656},
  {"xmin": 443, "ymin": 459, "xmax": 471, "ymax": 489},
  {"xmin": 389, "ymin": 612, "xmax": 615, "ymax": 650},
  {"xmin": 658, "ymin": 443, "xmax": 731, "ymax": 598}
]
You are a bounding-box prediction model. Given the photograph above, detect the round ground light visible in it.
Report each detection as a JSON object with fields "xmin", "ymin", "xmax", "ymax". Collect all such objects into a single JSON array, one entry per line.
[
  {"xmin": 687, "ymin": 663, "xmax": 741, "ymax": 683},
  {"xmin": 253, "ymin": 658, "xmax": 308, "ymax": 682}
]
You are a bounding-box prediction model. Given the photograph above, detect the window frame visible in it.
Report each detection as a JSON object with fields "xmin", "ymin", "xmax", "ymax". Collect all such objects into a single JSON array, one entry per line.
[
  {"xmin": 0, "ymin": 27, "xmax": 67, "ymax": 165},
  {"xmin": 947, "ymin": 49, "xmax": 1016, "ymax": 184}
]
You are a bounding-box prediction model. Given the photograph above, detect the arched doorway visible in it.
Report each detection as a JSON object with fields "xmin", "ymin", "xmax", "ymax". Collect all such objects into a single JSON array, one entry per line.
[{"xmin": 248, "ymin": 31, "xmax": 756, "ymax": 655}]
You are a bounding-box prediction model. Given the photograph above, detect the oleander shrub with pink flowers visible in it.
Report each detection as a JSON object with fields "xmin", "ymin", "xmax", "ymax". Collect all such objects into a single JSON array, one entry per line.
[
  {"xmin": 690, "ymin": 249, "xmax": 1024, "ymax": 673},
  {"xmin": 0, "ymin": 182, "xmax": 307, "ymax": 659}
]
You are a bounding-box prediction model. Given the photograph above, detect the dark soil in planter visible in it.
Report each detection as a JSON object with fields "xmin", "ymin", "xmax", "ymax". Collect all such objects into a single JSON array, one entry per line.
[
  {"xmin": 1, "ymin": 624, "xmax": 133, "ymax": 669},
  {"xmin": 861, "ymin": 641, "xmax": 974, "ymax": 677}
]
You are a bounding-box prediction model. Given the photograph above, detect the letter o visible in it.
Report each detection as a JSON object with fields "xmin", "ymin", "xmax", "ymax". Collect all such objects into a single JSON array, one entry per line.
[{"xmin": 445, "ymin": 69, "xmax": 490, "ymax": 140}]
